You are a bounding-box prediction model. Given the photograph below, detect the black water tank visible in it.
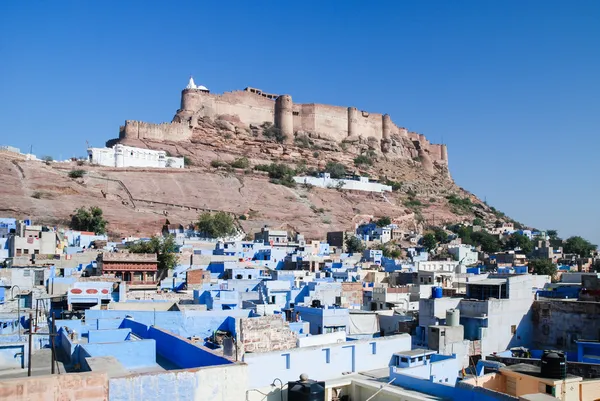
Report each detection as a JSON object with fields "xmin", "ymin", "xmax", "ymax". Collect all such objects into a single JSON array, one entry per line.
[
  {"xmin": 311, "ymin": 299, "xmax": 322, "ymax": 308},
  {"xmin": 288, "ymin": 374, "xmax": 325, "ymax": 401},
  {"xmin": 541, "ymin": 350, "xmax": 567, "ymax": 379}
]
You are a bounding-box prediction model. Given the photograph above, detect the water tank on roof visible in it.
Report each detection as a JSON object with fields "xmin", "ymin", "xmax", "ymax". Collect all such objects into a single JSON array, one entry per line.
[
  {"xmin": 541, "ymin": 351, "xmax": 567, "ymax": 379},
  {"xmin": 432, "ymin": 287, "xmax": 443, "ymax": 299},
  {"xmin": 446, "ymin": 309, "xmax": 460, "ymax": 326},
  {"xmin": 311, "ymin": 299, "xmax": 322, "ymax": 308},
  {"xmin": 288, "ymin": 374, "xmax": 325, "ymax": 401}
]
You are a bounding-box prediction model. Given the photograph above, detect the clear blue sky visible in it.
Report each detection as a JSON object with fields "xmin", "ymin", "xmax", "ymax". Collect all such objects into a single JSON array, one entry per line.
[{"xmin": 1, "ymin": 1, "xmax": 599, "ymax": 243}]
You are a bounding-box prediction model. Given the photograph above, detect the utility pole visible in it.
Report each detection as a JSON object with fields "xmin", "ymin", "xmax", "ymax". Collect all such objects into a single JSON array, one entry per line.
[
  {"xmin": 27, "ymin": 312, "xmax": 33, "ymax": 377},
  {"xmin": 51, "ymin": 312, "xmax": 56, "ymax": 374}
]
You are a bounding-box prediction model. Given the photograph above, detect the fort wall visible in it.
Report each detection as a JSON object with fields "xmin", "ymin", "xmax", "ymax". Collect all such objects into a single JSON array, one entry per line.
[
  {"xmin": 119, "ymin": 85, "xmax": 448, "ymax": 167},
  {"xmin": 180, "ymin": 89, "xmax": 275, "ymax": 126},
  {"xmin": 120, "ymin": 121, "xmax": 192, "ymax": 141}
]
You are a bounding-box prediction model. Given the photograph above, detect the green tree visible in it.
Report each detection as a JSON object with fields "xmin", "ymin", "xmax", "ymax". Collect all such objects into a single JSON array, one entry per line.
[
  {"xmin": 70, "ymin": 206, "xmax": 107, "ymax": 235},
  {"xmin": 472, "ymin": 218, "xmax": 484, "ymax": 227},
  {"xmin": 547, "ymin": 229, "xmax": 559, "ymax": 240},
  {"xmin": 529, "ymin": 258, "xmax": 557, "ymax": 277},
  {"xmin": 504, "ymin": 233, "xmax": 533, "ymax": 254},
  {"xmin": 262, "ymin": 122, "xmax": 287, "ymax": 143},
  {"xmin": 197, "ymin": 212, "xmax": 237, "ymax": 238},
  {"xmin": 324, "ymin": 162, "xmax": 346, "ymax": 179},
  {"xmin": 388, "ymin": 249, "xmax": 401, "ymax": 259},
  {"xmin": 183, "ymin": 156, "xmax": 193, "ymax": 166},
  {"xmin": 433, "ymin": 227, "xmax": 448, "ymax": 244},
  {"xmin": 421, "ymin": 233, "xmax": 437, "ymax": 252},
  {"xmin": 563, "ymin": 236, "xmax": 597, "ymax": 257},
  {"xmin": 375, "ymin": 216, "xmax": 391, "ymax": 227},
  {"xmin": 230, "ymin": 157, "xmax": 250, "ymax": 169},
  {"xmin": 345, "ymin": 236, "xmax": 365, "ymax": 254},
  {"xmin": 354, "ymin": 154, "xmax": 373, "ymax": 166},
  {"xmin": 128, "ymin": 235, "xmax": 178, "ymax": 277},
  {"xmin": 471, "ymin": 231, "xmax": 501, "ymax": 253},
  {"xmin": 68, "ymin": 169, "xmax": 86, "ymax": 178}
]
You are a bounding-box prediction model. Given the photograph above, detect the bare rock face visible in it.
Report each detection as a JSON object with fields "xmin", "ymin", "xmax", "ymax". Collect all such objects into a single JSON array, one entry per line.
[
  {"xmin": 0, "ymin": 119, "xmax": 493, "ymax": 240},
  {"xmin": 343, "ymin": 135, "xmax": 360, "ymax": 143},
  {"xmin": 214, "ymin": 119, "xmax": 236, "ymax": 133}
]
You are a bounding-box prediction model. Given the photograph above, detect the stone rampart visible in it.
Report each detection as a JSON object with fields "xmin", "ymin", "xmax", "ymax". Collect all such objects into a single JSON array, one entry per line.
[
  {"xmin": 119, "ymin": 85, "xmax": 449, "ymax": 167},
  {"xmin": 120, "ymin": 120, "xmax": 191, "ymax": 141}
]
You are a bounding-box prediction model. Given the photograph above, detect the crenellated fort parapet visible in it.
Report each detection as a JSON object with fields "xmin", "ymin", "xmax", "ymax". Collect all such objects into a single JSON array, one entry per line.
[{"xmin": 114, "ymin": 78, "xmax": 448, "ymax": 170}]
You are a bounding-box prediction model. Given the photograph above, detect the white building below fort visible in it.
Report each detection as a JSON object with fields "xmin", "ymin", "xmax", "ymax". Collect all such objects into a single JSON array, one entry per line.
[
  {"xmin": 293, "ymin": 173, "xmax": 392, "ymax": 193},
  {"xmin": 87, "ymin": 144, "xmax": 184, "ymax": 169}
]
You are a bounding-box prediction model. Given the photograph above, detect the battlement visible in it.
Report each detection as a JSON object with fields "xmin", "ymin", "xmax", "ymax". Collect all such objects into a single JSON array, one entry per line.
[
  {"xmin": 115, "ymin": 80, "xmax": 449, "ymax": 173},
  {"xmin": 119, "ymin": 120, "xmax": 192, "ymax": 141},
  {"xmin": 243, "ymin": 86, "xmax": 279, "ymax": 100}
]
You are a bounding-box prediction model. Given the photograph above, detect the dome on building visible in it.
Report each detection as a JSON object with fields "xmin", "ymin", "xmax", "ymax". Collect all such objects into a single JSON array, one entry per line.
[{"xmin": 196, "ymin": 84, "xmax": 209, "ymax": 91}]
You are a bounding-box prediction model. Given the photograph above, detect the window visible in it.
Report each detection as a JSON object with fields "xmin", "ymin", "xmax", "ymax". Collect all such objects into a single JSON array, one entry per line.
[
  {"xmin": 23, "ymin": 270, "xmax": 30, "ymax": 277},
  {"xmin": 511, "ymin": 325, "xmax": 517, "ymax": 335},
  {"xmin": 24, "ymin": 249, "xmax": 29, "ymax": 255},
  {"xmin": 370, "ymin": 342, "xmax": 377, "ymax": 355},
  {"xmin": 441, "ymin": 331, "xmax": 445, "ymax": 337},
  {"xmin": 282, "ymin": 353, "xmax": 291, "ymax": 369},
  {"xmin": 323, "ymin": 348, "xmax": 331, "ymax": 363},
  {"xmin": 400, "ymin": 357, "xmax": 408, "ymax": 363},
  {"xmin": 545, "ymin": 385, "xmax": 553, "ymax": 395},
  {"xmin": 428, "ymin": 277, "xmax": 432, "ymax": 283},
  {"xmin": 34, "ymin": 250, "xmax": 39, "ymax": 255},
  {"xmin": 420, "ymin": 277, "xmax": 424, "ymax": 283}
]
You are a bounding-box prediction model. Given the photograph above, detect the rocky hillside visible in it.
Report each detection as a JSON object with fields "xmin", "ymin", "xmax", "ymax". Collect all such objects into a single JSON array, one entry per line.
[{"xmin": 0, "ymin": 118, "xmax": 510, "ymax": 239}]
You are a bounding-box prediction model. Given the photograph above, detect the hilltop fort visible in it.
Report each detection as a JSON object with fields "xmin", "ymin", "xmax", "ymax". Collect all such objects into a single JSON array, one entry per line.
[{"xmin": 113, "ymin": 78, "xmax": 448, "ymax": 176}]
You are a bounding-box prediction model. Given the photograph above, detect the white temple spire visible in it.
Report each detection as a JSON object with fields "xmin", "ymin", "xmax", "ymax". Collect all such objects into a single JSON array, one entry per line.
[{"xmin": 186, "ymin": 76, "xmax": 197, "ymax": 90}]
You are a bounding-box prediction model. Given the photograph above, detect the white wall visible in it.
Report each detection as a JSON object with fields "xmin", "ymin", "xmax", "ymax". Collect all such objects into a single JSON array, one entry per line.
[
  {"xmin": 390, "ymin": 355, "xmax": 459, "ymax": 385},
  {"xmin": 243, "ymin": 334, "xmax": 411, "ymax": 387},
  {"xmin": 297, "ymin": 331, "xmax": 346, "ymax": 347},
  {"xmin": 416, "ymin": 261, "xmax": 461, "ymax": 273},
  {"xmin": 293, "ymin": 176, "xmax": 392, "ymax": 193},
  {"xmin": 88, "ymin": 145, "xmax": 184, "ymax": 169}
]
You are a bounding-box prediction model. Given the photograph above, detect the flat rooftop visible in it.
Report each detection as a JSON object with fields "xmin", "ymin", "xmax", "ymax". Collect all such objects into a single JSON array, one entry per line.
[
  {"xmin": 503, "ymin": 363, "xmax": 580, "ymax": 380},
  {"xmin": 394, "ymin": 349, "xmax": 435, "ymax": 357},
  {"xmin": 468, "ymin": 278, "xmax": 506, "ymax": 285}
]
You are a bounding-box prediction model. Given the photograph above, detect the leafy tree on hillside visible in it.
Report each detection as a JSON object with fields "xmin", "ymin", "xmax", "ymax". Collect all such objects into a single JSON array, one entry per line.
[
  {"xmin": 529, "ymin": 258, "xmax": 557, "ymax": 278},
  {"xmin": 345, "ymin": 236, "xmax": 365, "ymax": 254},
  {"xmin": 470, "ymin": 231, "xmax": 501, "ymax": 253},
  {"xmin": 504, "ymin": 233, "xmax": 533, "ymax": 254},
  {"xmin": 547, "ymin": 229, "xmax": 559, "ymax": 240},
  {"xmin": 197, "ymin": 212, "xmax": 237, "ymax": 238},
  {"xmin": 433, "ymin": 227, "xmax": 448, "ymax": 244},
  {"xmin": 472, "ymin": 218, "xmax": 484, "ymax": 227},
  {"xmin": 128, "ymin": 235, "xmax": 178, "ymax": 278},
  {"xmin": 563, "ymin": 236, "xmax": 597, "ymax": 257},
  {"xmin": 375, "ymin": 216, "xmax": 391, "ymax": 227},
  {"xmin": 421, "ymin": 233, "xmax": 437, "ymax": 252},
  {"xmin": 70, "ymin": 206, "xmax": 107, "ymax": 235},
  {"xmin": 325, "ymin": 162, "xmax": 346, "ymax": 179}
]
